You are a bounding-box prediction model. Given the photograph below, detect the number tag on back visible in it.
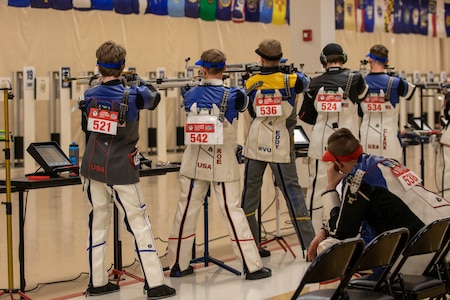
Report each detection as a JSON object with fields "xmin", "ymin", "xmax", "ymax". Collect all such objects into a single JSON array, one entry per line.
[
  {"xmin": 317, "ymin": 91, "xmax": 342, "ymax": 112},
  {"xmin": 361, "ymin": 93, "xmax": 386, "ymax": 112},
  {"xmin": 87, "ymin": 108, "xmax": 119, "ymax": 135},
  {"xmin": 255, "ymin": 93, "xmax": 282, "ymax": 117},
  {"xmin": 185, "ymin": 115, "xmax": 223, "ymax": 145},
  {"xmin": 380, "ymin": 159, "xmax": 422, "ymax": 190}
]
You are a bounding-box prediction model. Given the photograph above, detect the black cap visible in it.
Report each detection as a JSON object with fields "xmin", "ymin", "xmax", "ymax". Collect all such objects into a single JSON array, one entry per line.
[{"xmin": 322, "ymin": 43, "xmax": 344, "ymax": 56}]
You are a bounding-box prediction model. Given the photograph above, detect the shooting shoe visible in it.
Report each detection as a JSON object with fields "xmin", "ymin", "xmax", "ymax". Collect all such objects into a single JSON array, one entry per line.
[
  {"xmin": 259, "ymin": 247, "xmax": 271, "ymax": 257},
  {"xmin": 86, "ymin": 282, "xmax": 120, "ymax": 296},
  {"xmin": 147, "ymin": 284, "xmax": 176, "ymax": 299},
  {"xmin": 169, "ymin": 264, "xmax": 194, "ymax": 277},
  {"xmin": 245, "ymin": 267, "xmax": 272, "ymax": 280}
]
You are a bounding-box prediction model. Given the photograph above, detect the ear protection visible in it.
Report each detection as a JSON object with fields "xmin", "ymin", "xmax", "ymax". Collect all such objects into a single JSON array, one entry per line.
[{"xmin": 320, "ymin": 51, "xmax": 348, "ymax": 65}]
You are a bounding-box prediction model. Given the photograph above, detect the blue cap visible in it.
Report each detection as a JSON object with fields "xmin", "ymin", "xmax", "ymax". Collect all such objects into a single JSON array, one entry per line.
[
  {"xmin": 366, "ymin": 53, "xmax": 388, "ymax": 63},
  {"xmin": 195, "ymin": 59, "xmax": 226, "ymax": 69},
  {"xmin": 97, "ymin": 60, "xmax": 125, "ymax": 69}
]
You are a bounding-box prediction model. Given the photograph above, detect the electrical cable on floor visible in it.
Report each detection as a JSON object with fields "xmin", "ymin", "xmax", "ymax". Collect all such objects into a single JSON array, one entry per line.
[{"xmin": 25, "ymin": 271, "xmax": 90, "ymax": 293}]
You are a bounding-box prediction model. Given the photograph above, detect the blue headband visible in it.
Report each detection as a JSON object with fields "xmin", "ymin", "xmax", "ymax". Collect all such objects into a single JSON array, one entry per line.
[
  {"xmin": 195, "ymin": 59, "xmax": 226, "ymax": 69},
  {"xmin": 366, "ymin": 53, "xmax": 388, "ymax": 63},
  {"xmin": 97, "ymin": 60, "xmax": 125, "ymax": 69}
]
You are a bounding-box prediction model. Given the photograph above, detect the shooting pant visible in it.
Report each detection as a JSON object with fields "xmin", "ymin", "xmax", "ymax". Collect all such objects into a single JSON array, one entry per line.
[
  {"xmin": 167, "ymin": 175, "xmax": 263, "ymax": 273},
  {"xmin": 241, "ymin": 158, "xmax": 315, "ymax": 251},
  {"xmin": 84, "ymin": 179, "xmax": 165, "ymax": 288}
]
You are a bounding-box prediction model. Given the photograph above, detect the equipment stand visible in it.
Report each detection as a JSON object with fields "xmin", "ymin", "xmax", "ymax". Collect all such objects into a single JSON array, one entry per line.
[
  {"xmin": 259, "ymin": 177, "xmax": 296, "ymax": 258},
  {"xmin": 0, "ymin": 88, "xmax": 31, "ymax": 300},
  {"xmin": 190, "ymin": 187, "xmax": 241, "ymax": 276},
  {"xmin": 110, "ymin": 205, "xmax": 145, "ymax": 284}
]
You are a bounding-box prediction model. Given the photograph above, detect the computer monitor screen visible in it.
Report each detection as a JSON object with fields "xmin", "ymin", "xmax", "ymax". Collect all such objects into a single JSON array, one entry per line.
[
  {"xmin": 410, "ymin": 117, "xmax": 433, "ymax": 132},
  {"xmin": 27, "ymin": 142, "xmax": 73, "ymax": 175},
  {"xmin": 294, "ymin": 125, "xmax": 310, "ymax": 149}
]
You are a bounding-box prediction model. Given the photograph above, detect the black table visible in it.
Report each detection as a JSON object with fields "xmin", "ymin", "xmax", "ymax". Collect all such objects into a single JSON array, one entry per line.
[{"xmin": 0, "ymin": 165, "xmax": 180, "ymax": 293}]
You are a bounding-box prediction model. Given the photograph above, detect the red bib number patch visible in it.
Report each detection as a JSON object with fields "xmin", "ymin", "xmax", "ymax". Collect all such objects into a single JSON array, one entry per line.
[{"xmin": 87, "ymin": 108, "xmax": 119, "ymax": 135}]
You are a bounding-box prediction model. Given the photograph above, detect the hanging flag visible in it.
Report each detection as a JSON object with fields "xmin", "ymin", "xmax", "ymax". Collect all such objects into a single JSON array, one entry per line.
[
  {"xmin": 168, "ymin": 0, "xmax": 185, "ymax": 16},
  {"xmin": 335, "ymin": 0, "xmax": 344, "ymax": 29},
  {"xmin": 245, "ymin": 0, "xmax": 259, "ymax": 22},
  {"xmin": 393, "ymin": 0, "xmax": 403, "ymax": 33},
  {"xmin": 73, "ymin": 0, "xmax": 91, "ymax": 10},
  {"xmin": 148, "ymin": 0, "xmax": 168, "ymax": 14},
  {"xmin": 445, "ymin": 2, "xmax": 450, "ymax": 36},
  {"xmin": 216, "ymin": 0, "xmax": 231, "ymax": 20},
  {"xmin": 419, "ymin": 0, "xmax": 429, "ymax": 35},
  {"xmin": 435, "ymin": 0, "xmax": 445, "ymax": 37},
  {"xmin": 185, "ymin": 0, "xmax": 200, "ymax": 18},
  {"xmin": 259, "ymin": 0, "xmax": 272, "ymax": 24},
  {"xmin": 8, "ymin": 0, "xmax": 30, "ymax": 6},
  {"xmin": 373, "ymin": 0, "xmax": 385, "ymax": 32},
  {"xmin": 271, "ymin": 0, "xmax": 286, "ymax": 25},
  {"xmin": 113, "ymin": 0, "xmax": 139, "ymax": 13},
  {"xmin": 411, "ymin": 0, "xmax": 428, "ymax": 35},
  {"xmin": 402, "ymin": 0, "xmax": 412, "ymax": 33},
  {"xmin": 364, "ymin": 0, "xmax": 375, "ymax": 32},
  {"xmin": 52, "ymin": 0, "xmax": 73, "ymax": 10},
  {"xmin": 232, "ymin": 0, "xmax": 245, "ymax": 23},
  {"xmin": 92, "ymin": 0, "xmax": 113, "ymax": 10},
  {"xmin": 428, "ymin": 0, "xmax": 437, "ymax": 36},
  {"xmin": 30, "ymin": 0, "xmax": 51, "ymax": 8},
  {"xmin": 200, "ymin": 0, "xmax": 216, "ymax": 20},
  {"xmin": 356, "ymin": 0, "xmax": 365, "ymax": 32},
  {"xmin": 384, "ymin": 0, "xmax": 394, "ymax": 32},
  {"xmin": 285, "ymin": 0, "xmax": 289, "ymax": 24},
  {"xmin": 344, "ymin": 0, "xmax": 356, "ymax": 30}
]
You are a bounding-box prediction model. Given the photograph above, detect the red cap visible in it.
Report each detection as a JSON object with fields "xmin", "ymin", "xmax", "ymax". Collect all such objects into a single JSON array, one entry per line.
[{"xmin": 322, "ymin": 145, "xmax": 363, "ymax": 162}]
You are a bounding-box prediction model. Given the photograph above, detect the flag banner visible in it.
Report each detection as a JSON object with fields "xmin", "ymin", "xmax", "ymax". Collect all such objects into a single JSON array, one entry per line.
[
  {"xmin": 232, "ymin": 0, "xmax": 245, "ymax": 23},
  {"xmin": 30, "ymin": 0, "xmax": 51, "ymax": 8},
  {"xmin": 149, "ymin": 0, "xmax": 168, "ymax": 15},
  {"xmin": 411, "ymin": 0, "xmax": 428, "ymax": 35},
  {"xmin": 385, "ymin": 0, "xmax": 394, "ymax": 32},
  {"xmin": 364, "ymin": 0, "xmax": 374, "ymax": 32},
  {"xmin": 435, "ymin": 0, "xmax": 445, "ymax": 37},
  {"xmin": 113, "ymin": 0, "xmax": 139, "ymax": 13},
  {"xmin": 356, "ymin": 0, "xmax": 365, "ymax": 32},
  {"xmin": 445, "ymin": 2, "xmax": 450, "ymax": 36},
  {"xmin": 92, "ymin": 0, "xmax": 113, "ymax": 10},
  {"xmin": 200, "ymin": 0, "xmax": 216, "ymax": 20},
  {"xmin": 245, "ymin": 0, "xmax": 259, "ymax": 22},
  {"xmin": 286, "ymin": 0, "xmax": 289, "ymax": 24},
  {"xmin": 73, "ymin": 0, "xmax": 92, "ymax": 10},
  {"xmin": 343, "ymin": 0, "xmax": 356, "ymax": 30},
  {"xmin": 373, "ymin": 0, "xmax": 385, "ymax": 32},
  {"xmin": 271, "ymin": 0, "xmax": 286, "ymax": 25},
  {"xmin": 336, "ymin": 0, "xmax": 344, "ymax": 29},
  {"xmin": 428, "ymin": 0, "xmax": 437, "ymax": 36},
  {"xmin": 52, "ymin": 0, "xmax": 73, "ymax": 10},
  {"xmin": 216, "ymin": 0, "xmax": 231, "ymax": 20},
  {"xmin": 8, "ymin": 0, "xmax": 30, "ymax": 6},
  {"xmin": 259, "ymin": 0, "xmax": 272, "ymax": 24},
  {"xmin": 185, "ymin": 0, "xmax": 199, "ymax": 18},
  {"xmin": 168, "ymin": 0, "xmax": 185, "ymax": 16}
]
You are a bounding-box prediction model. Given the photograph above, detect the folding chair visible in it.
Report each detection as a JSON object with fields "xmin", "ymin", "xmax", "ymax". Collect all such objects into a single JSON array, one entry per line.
[
  {"xmin": 290, "ymin": 237, "xmax": 365, "ymax": 300},
  {"xmin": 388, "ymin": 217, "xmax": 450, "ymax": 300},
  {"xmin": 346, "ymin": 227, "xmax": 410, "ymax": 299}
]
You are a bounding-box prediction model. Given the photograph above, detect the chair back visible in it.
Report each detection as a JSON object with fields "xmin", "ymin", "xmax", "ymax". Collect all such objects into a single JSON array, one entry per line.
[
  {"xmin": 389, "ymin": 217, "xmax": 450, "ymax": 279},
  {"xmin": 291, "ymin": 237, "xmax": 365, "ymax": 300},
  {"xmin": 353, "ymin": 227, "xmax": 410, "ymax": 291}
]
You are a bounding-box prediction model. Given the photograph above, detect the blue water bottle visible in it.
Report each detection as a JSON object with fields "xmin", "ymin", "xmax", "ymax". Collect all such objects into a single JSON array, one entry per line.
[{"xmin": 69, "ymin": 141, "xmax": 79, "ymax": 176}]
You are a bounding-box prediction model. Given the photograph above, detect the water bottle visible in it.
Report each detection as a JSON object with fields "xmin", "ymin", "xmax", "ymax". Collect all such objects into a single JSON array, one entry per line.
[{"xmin": 69, "ymin": 141, "xmax": 79, "ymax": 176}]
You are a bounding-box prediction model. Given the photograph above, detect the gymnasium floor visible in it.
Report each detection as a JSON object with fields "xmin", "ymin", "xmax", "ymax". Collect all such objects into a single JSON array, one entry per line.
[{"xmin": 0, "ymin": 143, "xmax": 444, "ymax": 300}]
